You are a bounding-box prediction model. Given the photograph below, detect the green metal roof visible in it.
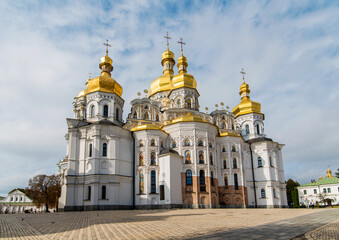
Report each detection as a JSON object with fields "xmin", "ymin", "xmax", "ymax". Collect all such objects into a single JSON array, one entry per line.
[{"xmin": 300, "ymin": 177, "xmax": 339, "ymax": 187}]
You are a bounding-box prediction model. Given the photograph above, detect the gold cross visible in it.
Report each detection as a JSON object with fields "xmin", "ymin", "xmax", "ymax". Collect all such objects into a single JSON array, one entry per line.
[
  {"xmin": 240, "ymin": 68, "xmax": 246, "ymax": 82},
  {"xmin": 164, "ymin": 32, "xmax": 171, "ymax": 49},
  {"xmin": 103, "ymin": 39, "xmax": 111, "ymax": 55},
  {"xmin": 177, "ymin": 37, "xmax": 186, "ymax": 53},
  {"xmin": 88, "ymin": 73, "xmax": 92, "ymax": 79}
]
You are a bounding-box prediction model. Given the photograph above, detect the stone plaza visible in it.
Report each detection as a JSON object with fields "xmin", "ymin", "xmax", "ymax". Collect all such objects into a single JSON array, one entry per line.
[{"xmin": 0, "ymin": 208, "xmax": 338, "ymax": 239}]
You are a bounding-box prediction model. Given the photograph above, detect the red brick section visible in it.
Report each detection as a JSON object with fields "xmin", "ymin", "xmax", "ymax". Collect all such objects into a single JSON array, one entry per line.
[
  {"xmin": 181, "ymin": 173, "xmax": 219, "ymax": 205},
  {"xmin": 218, "ymin": 185, "xmax": 248, "ymax": 207}
]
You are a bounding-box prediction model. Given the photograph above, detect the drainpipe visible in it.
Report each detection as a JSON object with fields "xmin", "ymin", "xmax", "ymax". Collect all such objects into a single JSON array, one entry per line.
[
  {"xmin": 249, "ymin": 142, "xmax": 257, "ymax": 208},
  {"xmin": 131, "ymin": 131, "xmax": 135, "ymax": 209}
]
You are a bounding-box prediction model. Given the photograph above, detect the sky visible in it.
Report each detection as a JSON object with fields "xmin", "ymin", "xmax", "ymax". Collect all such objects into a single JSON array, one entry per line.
[{"xmin": 0, "ymin": 0, "xmax": 338, "ymax": 196}]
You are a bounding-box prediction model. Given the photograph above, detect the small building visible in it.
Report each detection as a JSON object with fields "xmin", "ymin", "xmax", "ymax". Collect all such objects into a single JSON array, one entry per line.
[
  {"xmin": 0, "ymin": 189, "xmax": 45, "ymax": 213},
  {"xmin": 297, "ymin": 169, "xmax": 339, "ymax": 207}
]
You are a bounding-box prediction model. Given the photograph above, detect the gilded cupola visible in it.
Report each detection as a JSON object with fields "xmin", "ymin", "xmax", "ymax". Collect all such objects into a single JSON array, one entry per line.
[
  {"xmin": 171, "ymin": 40, "xmax": 197, "ymax": 91},
  {"xmin": 232, "ymin": 69, "xmax": 263, "ymax": 119},
  {"xmin": 149, "ymin": 33, "xmax": 176, "ymax": 97},
  {"xmin": 84, "ymin": 49, "xmax": 123, "ymax": 97}
]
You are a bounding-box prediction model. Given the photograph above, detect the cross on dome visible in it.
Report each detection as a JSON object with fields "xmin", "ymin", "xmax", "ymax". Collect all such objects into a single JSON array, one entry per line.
[
  {"xmin": 240, "ymin": 68, "xmax": 246, "ymax": 82},
  {"xmin": 164, "ymin": 32, "xmax": 171, "ymax": 49},
  {"xmin": 177, "ymin": 37, "xmax": 186, "ymax": 54},
  {"xmin": 103, "ymin": 39, "xmax": 111, "ymax": 56}
]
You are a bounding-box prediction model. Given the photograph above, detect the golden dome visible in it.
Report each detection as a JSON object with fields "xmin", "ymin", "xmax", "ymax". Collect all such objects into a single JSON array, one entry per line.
[
  {"xmin": 232, "ymin": 80, "xmax": 263, "ymax": 119},
  {"xmin": 319, "ymin": 176, "xmax": 323, "ymax": 180},
  {"xmin": 171, "ymin": 112, "xmax": 207, "ymax": 124},
  {"xmin": 84, "ymin": 54, "xmax": 123, "ymax": 97},
  {"xmin": 149, "ymin": 48, "xmax": 175, "ymax": 96},
  {"xmin": 326, "ymin": 168, "xmax": 334, "ymax": 178},
  {"xmin": 172, "ymin": 52, "xmax": 197, "ymax": 91}
]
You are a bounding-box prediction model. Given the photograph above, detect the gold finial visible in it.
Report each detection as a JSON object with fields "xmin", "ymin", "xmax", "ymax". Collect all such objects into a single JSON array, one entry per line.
[
  {"xmin": 164, "ymin": 32, "xmax": 171, "ymax": 50},
  {"xmin": 103, "ymin": 39, "xmax": 111, "ymax": 56},
  {"xmin": 137, "ymin": 92, "xmax": 141, "ymax": 99},
  {"xmin": 215, "ymin": 104, "xmax": 218, "ymax": 110},
  {"xmin": 220, "ymin": 102, "xmax": 224, "ymax": 109},
  {"xmin": 177, "ymin": 37, "xmax": 186, "ymax": 55},
  {"xmin": 326, "ymin": 168, "xmax": 334, "ymax": 178},
  {"xmin": 205, "ymin": 107, "xmax": 209, "ymax": 113},
  {"xmin": 226, "ymin": 106, "xmax": 229, "ymax": 110},
  {"xmin": 88, "ymin": 73, "xmax": 92, "ymax": 80},
  {"xmin": 143, "ymin": 89, "xmax": 148, "ymax": 98},
  {"xmin": 240, "ymin": 68, "xmax": 246, "ymax": 83}
]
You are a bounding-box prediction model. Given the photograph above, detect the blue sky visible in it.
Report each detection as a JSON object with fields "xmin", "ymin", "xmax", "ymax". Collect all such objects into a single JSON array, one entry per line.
[{"xmin": 0, "ymin": 0, "xmax": 338, "ymax": 195}]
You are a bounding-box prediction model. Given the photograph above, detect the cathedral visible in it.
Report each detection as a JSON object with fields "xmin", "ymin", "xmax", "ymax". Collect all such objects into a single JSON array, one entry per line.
[{"xmin": 57, "ymin": 37, "xmax": 288, "ymax": 211}]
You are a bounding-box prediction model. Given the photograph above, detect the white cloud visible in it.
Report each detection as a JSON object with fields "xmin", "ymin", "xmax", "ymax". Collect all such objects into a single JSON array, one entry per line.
[{"xmin": 0, "ymin": 0, "xmax": 338, "ymax": 195}]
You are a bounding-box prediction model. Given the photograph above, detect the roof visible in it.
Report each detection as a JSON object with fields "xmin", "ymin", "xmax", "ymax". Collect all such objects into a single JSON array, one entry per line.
[{"xmin": 299, "ymin": 177, "xmax": 339, "ymax": 187}]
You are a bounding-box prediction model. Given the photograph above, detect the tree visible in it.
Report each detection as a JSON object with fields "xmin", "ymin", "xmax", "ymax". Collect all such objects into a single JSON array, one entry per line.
[
  {"xmin": 26, "ymin": 174, "xmax": 61, "ymax": 212},
  {"xmin": 286, "ymin": 178, "xmax": 300, "ymax": 208},
  {"xmin": 335, "ymin": 168, "xmax": 339, "ymax": 178}
]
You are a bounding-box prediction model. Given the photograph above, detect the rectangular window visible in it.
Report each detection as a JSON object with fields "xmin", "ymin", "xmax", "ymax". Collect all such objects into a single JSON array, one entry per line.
[
  {"xmin": 314, "ymin": 189, "xmax": 317, "ymax": 194},
  {"xmin": 160, "ymin": 185, "xmax": 165, "ymax": 200},
  {"xmin": 327, "ymin": 188, "xmax": 331, "ymax": 193},
  {"xmin": 303, "ymin": 190, "xmax": 307, "ymax": 195},
  {"xmin": 323, "ymin": 188, "xmax": 326, "ymax": 193},
  {"xmin": 151, "ymin": 171, "xmax": 156, "ymax": 193}
]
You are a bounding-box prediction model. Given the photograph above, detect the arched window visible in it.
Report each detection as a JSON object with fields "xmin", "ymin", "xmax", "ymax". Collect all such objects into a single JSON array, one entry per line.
[
  {"xmin": 103, "ymin": 105, "xmax": 109, "ymax": 118},
  {"xmin": 139, "ymin": 153, "xmax": 144, "ymax": 166},
  {"xmin": 269, "ymin": 156, "xmax": 273, "ymax": 167},
  {"xmin": 198, "ymin": 140, "xmax": 204, "ymax": 146},
  {"xmin": 209, "ymin": 142, "xmax": 213, "ymax": 148},
  {"xmin": 186, "ymin": 99, "xmax": 192, "ymax": 108},
  {"xmin": 116, "ymin": 108, "xmax": 119, "ymax": 120},
  {"xmin": 261, "ymin": 189, "xmax": 266, "ymax": 198},
  {"xmin": 234, "ymin": 174, "xmax": 238, "ymax": 190},
  {"xmin": 102, "ymin": 143, "xmax": 107, "ymax": 157},
  {"xmin": 256, "ymin": 124, "xmax": 260, "ymax": 134},
  {"xmin": 186, "ymin": 170, "xmax": 192, "ymax": 185},
  {"xmin": 144, "ymin": 105, "xmax": 148, "ymax": 110},
  {"xmin": 184, "ymin": 139, "xmax": 190, "ymax": 146},
  {"xmin": 223, "ymin": 159, "xmax": 227, "ymax": 169},
  {"xmin": 222, "ymin": 115, "xmax": 225, "ymax": 120},
  {"xmin": 88, "ymin": 186, "xmax": 91, "ymax": 200},
  {"xmin": 133, "ymin": 111, "xmax": 137, "ymax": 118},
  {"xmin": 222, "ymin": 146, "xmax": 226, "ymax": 152},
  {"xmin": 139, "ymin": 171, "xmax": 144, "ymax": 194},
  {"xmin": 245, "ymin": 124, "xmax": 250, "ymax": 134},
  {"xmin": 198, "ymin": 151, "xmax": 204, "ymax": 164},
  {"xmin": 273, "ymin": 188, "xmax": 276, "ymax": 198},
  {"xmin": 156, "ymin": 114, "xmax": 159, "ymax": 121},
  {"xmin": 258, "ymin": 157, "xmax": 262, "ymax": 168},
  {"xmin": 233, "ymin": 158, "xmax": 237, "ymax": 169},
  {"xmin": 89, "ymin": 143, "xmax": 92, "ymax": 157},
  {"xmin": 232, "ymin": 146, "xmax": 236, "ymax": 152},
  {"xmin": 221, "ymin": 122, "xmax": 226, "ymax": 129},
  {"xmin": 185, "ymin": 150, "xmax": 191, "ymax": 164},
  {"xmin": 150, "ymin": 152, "xmax": 156, "ymax": 165},
  {"xmin": 224, "ymin": 174, "xmax": 228, "ymax": 186},
  {"xmin": 177, "ymin": 99, "xmax": 181, "ymax": 108},
  {"xmin": 211, "ymin": 172, "xmax": 214, "ymax": 186},
  {"xmin": 200, "ymin": 170, "xmax": 205, "ymax": 185},
  {"xmin": 139, "ymin": 140, "xmax": 143, "ymax": 147},
  {"xmin": 151, "ymin": 171, "xmax": 156, "ymax": 193},
  {"xmin": 209, "ymin": 154, "xmax": 213, "ymax": 165},
  {"xmin": 101, "ymin": 186, "xmax": 106, "ymax": 199},
  {"xmin": 144, "ymin": 112, "xmax": 149, "ymax": 120},
  {"xmin": 90, "ymin": 105, "xmax": 95, "ymax": 117},
  {"xmin": 232, "ymin": 124, "xmax": 234, "ymax": 130},
  {"xmin": 150, "ymin": 139, "xmax": 155, "ymax": 146}
]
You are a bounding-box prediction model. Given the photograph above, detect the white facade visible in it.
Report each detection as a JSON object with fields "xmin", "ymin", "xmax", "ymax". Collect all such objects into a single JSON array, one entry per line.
[
  {"xmin": 0, "ymin": 190, "xmax": 45, "ymax": 214},
  {"xmin": 58, "ymin": 46, "xmax": 288, "ymax": 211}
]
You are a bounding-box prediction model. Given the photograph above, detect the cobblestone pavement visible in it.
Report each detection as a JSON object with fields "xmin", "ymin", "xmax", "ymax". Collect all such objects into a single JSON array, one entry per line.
[
  {"xmin": 305, "ymin": 219, "xmax": 339, "ymax": 240},
  {"xmin": 0, "ymin": 208, "xmax": 337, "ymax": 240},
  {"xmin": 191, "ymin": 208, "xmax": 338, "ymax": 240}
]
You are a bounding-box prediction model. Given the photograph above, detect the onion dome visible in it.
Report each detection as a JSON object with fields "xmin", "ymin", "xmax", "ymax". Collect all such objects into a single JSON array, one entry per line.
[
  {"xmin": 172, "ymin": 50, "xmax": 197, "ymax": 90},
  {"xmin": 85, "ymin": 53, "xmax": 123, "ymax": 97},
  {"xmin": 326, "ymin": 168, "xmax": 334, "ymax": 178},
  {"xmin": 148, "ymin": 47, "xmax": 175, "ymax": 97},
  {"xmin": 232, "ymin": 77, "xmax": 263, "ymax": 119}
]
